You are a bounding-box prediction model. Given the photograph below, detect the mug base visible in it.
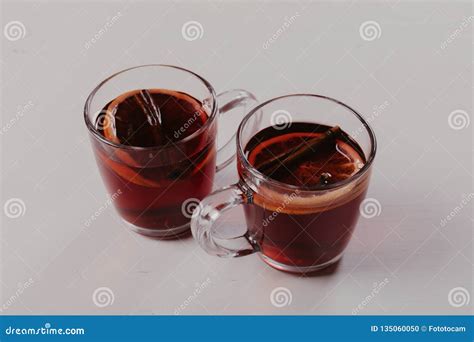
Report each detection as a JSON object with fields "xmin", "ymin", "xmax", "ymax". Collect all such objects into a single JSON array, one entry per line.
[
  {"xmin": 121, "ymin": 219, "xmax": 191, "ymax": 240},
  {"xmin": 259, "ymin": 252, "xmax": 343, "ymax": 275}
]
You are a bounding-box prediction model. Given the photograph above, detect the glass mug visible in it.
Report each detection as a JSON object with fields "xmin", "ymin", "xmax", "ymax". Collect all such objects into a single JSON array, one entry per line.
[
  {"xmin": 84, "ymin": 65, "xmax": 257, "ymax": 238},
  {"xmin": 191, "ymin": 94, "xmax": 376, "ymax": 273}
]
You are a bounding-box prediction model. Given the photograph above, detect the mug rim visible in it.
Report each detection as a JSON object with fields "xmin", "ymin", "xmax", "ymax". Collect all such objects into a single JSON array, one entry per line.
[
  {"xmin": 236, "ymin": 93, "xmax": 377, "ymax": 192},
  {"xmin": 83, "ymin": 64, "xmax": 218, "ymax": 151}
]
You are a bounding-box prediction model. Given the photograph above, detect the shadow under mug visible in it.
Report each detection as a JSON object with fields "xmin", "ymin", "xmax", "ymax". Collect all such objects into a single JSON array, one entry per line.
[
  {"xmin": 84, "ymin": 64, "xmax": 257, "ymax": 239},
  {"xmin": 191, "ymin": 94, "xmax": 377, "ymax": 274}
]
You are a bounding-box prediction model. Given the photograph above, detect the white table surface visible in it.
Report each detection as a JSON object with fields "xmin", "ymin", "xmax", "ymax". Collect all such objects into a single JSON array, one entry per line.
[{"xmin": 1, "ymin": 0, "xmax": 472, "ymax": 315}]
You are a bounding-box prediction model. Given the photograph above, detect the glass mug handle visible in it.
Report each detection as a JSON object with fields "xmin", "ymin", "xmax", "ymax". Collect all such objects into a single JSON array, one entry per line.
[
  {"xmin": 191, "ymin": 183, "xmax": 256, "ymax": 257},
  {"xmin": 215, "ymin": 90, "xmax": 257, "ymax": 171}
]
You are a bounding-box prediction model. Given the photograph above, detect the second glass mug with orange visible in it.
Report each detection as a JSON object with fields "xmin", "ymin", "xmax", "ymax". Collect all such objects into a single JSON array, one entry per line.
[
  {"xmin": 191, "ymin": 94, "xmax": 376, "ymax": 274},
  {"xmin": 84, "ymin": 65, "xmax": 257, "ymax": 238}
]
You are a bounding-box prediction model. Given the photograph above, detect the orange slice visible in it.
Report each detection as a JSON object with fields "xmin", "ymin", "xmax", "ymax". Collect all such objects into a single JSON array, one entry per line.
[
  {"xmin": 248, "ymin": 131, "xmax": 364, "ymax": 187},
  {"xmin": 97, "ymin": 149, "xmax": 160, "ymax": 188}
]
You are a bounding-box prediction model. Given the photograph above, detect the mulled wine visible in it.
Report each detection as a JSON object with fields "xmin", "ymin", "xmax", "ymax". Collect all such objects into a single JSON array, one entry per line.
[
  {"xmin": 92, "ymin": 89, "xmax": 216, "ymax": 235},
  {"xmin": 242, "ymin": 123, "xmax": 368, "ymax": 269}
]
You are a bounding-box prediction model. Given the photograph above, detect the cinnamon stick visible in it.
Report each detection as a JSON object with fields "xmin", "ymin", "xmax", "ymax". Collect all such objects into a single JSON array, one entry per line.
[{"xmin": 256, "ymin": 126, "xmax": 341, "ymax": 178}]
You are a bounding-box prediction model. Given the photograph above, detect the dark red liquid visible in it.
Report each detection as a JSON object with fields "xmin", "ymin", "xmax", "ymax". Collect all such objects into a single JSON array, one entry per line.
[
  {"xmin": 92, "ymin": 89, "xmax": 216, "ymax": 235},
  {"xmin": 242, "ymin": 123, "xmax": 368, "ymax": 270}
]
